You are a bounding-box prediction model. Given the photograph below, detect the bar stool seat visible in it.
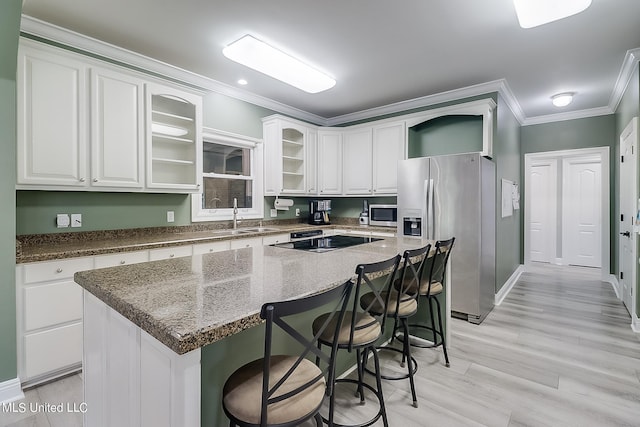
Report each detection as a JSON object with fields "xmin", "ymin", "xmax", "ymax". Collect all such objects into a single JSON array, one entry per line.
[
  {"xmin": 312, "ymin": 311, "xmax": 380, "ymax": 346},
  {"xmin": 223, "ymin": 356, "xmax": 325, "ymax": 425},
  {"xmin": 360, "ymin": 291, "xmax": 418, "ymax": 317}
]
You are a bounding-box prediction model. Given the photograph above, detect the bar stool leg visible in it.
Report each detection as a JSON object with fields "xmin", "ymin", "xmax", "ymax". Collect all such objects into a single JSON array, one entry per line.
[
  {"xmin": 355, "ymin": 348, "xmax": 365, "ymax": 403},
  {"xmin": 371, "ymin": 347, "xmax": 389, "ymax": 427},
  {"xmin": 434, "ymin": 297, "xmax": 450, "ymax": 367},
  {"xmin": 428, "ymin": 297, "xmax": 438, "ymax": 344},
  {"xmin": 402, "ymin": 317, "xmax": 418, "ymax": 408}
]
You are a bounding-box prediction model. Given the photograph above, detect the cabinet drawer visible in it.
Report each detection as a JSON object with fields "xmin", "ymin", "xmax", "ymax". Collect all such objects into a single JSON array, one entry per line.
[
  {"xmin": 262, "ymin": 234, "xmax": 290, "ymax": 246},
  {"xmin": 95, "ymin": 250, "xmax": 149, "ymax": 269},
  {"xmin": 192, "ymin": 241, "xmax": 230, "ymax": 255},
  {"xmin": 149, "ymin": 245, "xmax": 193, "ymax": 261},
  {"xmin": 23, "ymin": 257, "xmax": 94, "ymax": 284},
  {"xmin": 24, "ymin": 322, "xmax": 83, "ymax": 379},
  {"xmin": 24, "ymin": 281, "xmax": 83, "ymax": 331},
  {"xmin": 230, "ymin": 237, "xmax": 262, "ymax": 249}
]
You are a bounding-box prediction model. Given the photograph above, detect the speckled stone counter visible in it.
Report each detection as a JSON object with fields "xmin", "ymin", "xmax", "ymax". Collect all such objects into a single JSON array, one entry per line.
[{"xmin": 74, "ymin": 236, "xmax": 429, "ymax": 355}]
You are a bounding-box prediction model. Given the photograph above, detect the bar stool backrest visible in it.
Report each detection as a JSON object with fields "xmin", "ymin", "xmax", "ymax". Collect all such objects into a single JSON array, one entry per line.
[
  {"xmin": 424, "ymin": 238, "xmax": 455, "ymax": 298},
  {"xmin": 394, "ymin": 243, "xmax": 432, "ymax": 314},
  {"xmin": 259, "ymin": 280, "xmax": 354, "ymax": 424},
  {"xmin": 351, "ymin": 254, "xmax": 402, "ymax": 348}
]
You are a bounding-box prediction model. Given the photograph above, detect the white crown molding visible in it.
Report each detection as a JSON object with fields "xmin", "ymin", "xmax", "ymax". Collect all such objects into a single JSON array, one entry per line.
[
  {"xmin": 19, "ymin": 15, "xmax": 327, "ymax": 126},
  {"xmin": 608, "ymin": 47, "xmax": 640, "ymax": 112},
  {"xmin": 19, "ymin": 14, "xmax": 639, "ymax": 129},
  {"xmin": 522, "ymin": 106, "xmax": 613, "ymax": 126}
]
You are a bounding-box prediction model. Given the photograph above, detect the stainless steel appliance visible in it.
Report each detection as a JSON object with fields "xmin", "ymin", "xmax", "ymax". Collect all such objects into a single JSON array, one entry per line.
[
  {"xmin": 309, "ymin": 199, "xmax": 331, "ymax": 225},
  {"xmin": 368, "ymin": 204, "xmax": 397, "ymax": 227},
  {"xmin": 397, "ymin": 153, "xmax": 495, "ymax": 324},
  {"xmin": 359, "ymin": 200, "xmax": 369, "ymax": 225}
]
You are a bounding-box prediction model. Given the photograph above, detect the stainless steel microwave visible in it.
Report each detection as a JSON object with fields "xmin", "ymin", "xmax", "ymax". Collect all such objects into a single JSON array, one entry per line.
[{"xmin": 369, "ymin": 204, "xmax": 397, "ymax": 227}]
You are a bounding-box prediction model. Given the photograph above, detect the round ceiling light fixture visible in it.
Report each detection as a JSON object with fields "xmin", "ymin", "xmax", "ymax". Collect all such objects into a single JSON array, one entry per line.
[{"xmin": 551, "ymin": 92, "xmax": 574, "ymax": 107}]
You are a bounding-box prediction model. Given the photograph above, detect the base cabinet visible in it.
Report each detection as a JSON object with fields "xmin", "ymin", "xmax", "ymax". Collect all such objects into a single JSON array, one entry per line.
[{"xmin": 83, "ymin": 291, "xmax": 200, "ymax": 427}]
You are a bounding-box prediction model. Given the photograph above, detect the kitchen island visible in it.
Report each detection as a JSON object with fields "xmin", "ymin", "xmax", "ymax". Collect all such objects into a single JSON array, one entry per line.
[{"xmin": 74, "ymin": 235, "xmax": 441, "ymax": 427}]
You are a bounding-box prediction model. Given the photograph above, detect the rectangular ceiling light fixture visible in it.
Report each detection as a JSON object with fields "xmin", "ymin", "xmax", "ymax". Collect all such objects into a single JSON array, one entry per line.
[
  {"xmin": 223, "ymin": 35, "xmax": 336, "ymax": 93},
  {"xmin": 513, "ymin": 0, "xmax": 592, "ymax": 28}
]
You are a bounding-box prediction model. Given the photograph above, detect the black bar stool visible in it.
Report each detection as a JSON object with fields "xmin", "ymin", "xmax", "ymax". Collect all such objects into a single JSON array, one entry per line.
[
  {"xmin": 222, "ymin": 280, "xmax": 354, "ymax": 427},
  {"xmin": 312, "ymin": 254, "xmax": 401, "ymax": 427},
  {"xmin": 362, "ymin": 243, "xmax": 431, "ymax": 408},
  {"xmin": 404, "ymin": 238, "xmax": 455, "ymax": 367}
]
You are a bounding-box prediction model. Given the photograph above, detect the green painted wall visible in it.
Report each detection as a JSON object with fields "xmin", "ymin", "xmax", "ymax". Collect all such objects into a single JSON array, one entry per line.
[
  {"xmin": 521, "ymin": 114, "xmax": 617, "ymax": 273},
  {"xmin": 614, "ymin": 66, "xmax": 639, "ymax": 317},
  {"xmin": 495, "ymin": 95, "xmax": 522, "ymax": 291},
  {"xmin": 408, "ymin": 115, "xmax": 483, "ymax": 157},
  {"xmin": 0, "ymin": 0, "xmax": 21, "ymax": 383}
]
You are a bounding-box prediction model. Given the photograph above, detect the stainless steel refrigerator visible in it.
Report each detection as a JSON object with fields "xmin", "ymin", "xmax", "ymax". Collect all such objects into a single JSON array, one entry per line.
[{"xmin": 397, "ymin": 153, "xmax": 496, "ymax": 324}]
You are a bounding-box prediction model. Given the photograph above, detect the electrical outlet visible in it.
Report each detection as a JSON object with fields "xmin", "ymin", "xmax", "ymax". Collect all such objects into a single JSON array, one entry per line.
[
  {"xmin": 71, "ymin": 214, "xmax": 82, "ymax": 228},
  {"xmin": 167, "ymin": 211, "xmax": 175, "ymax": 223},
  {"xmin": 270, "ymin": 209, "xmax": 277, "ymax": 218},
  {"xmin": 56, "ymin": 214, "xmax": 70, "ymax": 228},
  {"xmin": 295, "ymin": 208, "xmax": 300, "ymax": 217}
]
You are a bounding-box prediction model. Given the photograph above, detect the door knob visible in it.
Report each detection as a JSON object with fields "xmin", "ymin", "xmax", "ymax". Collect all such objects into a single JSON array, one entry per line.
[{"xmin": 620, "ymin": 231, "xmax": 631, "ymax": 237}]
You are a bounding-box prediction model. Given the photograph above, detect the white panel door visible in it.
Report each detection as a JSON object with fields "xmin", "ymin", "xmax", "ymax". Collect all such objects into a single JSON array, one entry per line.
[
  {"xmin": 564, "ymin": 158, "xmax": 602, "ymax": 267},
  {"xmin": 619, "ymin": 118, "xmax": 638, "ymax": 314},
  {"xmin": 528, "ymin": 161, "xmax": 556, "ymax": 263},
  {"xmin": 91, "ymin": 67, "xmax": 144, "ymax": 188}
]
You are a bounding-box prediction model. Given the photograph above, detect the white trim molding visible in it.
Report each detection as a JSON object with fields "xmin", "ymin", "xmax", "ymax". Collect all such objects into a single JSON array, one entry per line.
[
  {"xmin": 495, "ymin": 265, "xmax": 525, "ymax": 306},
  {"xmin": 0, "ymin": 377, "xmax": 24, "ymax": 405},
  {"xmin": 603, "ymin": 274, "xmax": 621, "ymax": 299},
  {"xmin": 632, "ymin": 314, "xmax": 640, "ymax": 334},
  {"xmin": 20, "ymin": 14, "xmax": 640, "ymax": 129}
]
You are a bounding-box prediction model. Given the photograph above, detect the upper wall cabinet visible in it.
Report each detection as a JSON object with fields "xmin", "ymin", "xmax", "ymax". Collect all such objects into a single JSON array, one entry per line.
[
  {"xmin": 262, "ymin": 116, "xmax": 315, "ymax": 195},
  {"xmin": 318, "ymin": 130, "xmax": 343, "ymax": 195},
  {"xmin": 372, "ymin": 121, "xmax": 405, "ymax": 194},
  {"xmin": 343, "ymin": 128, "xmax": 373, "ymax": 194},
  {"xmin": 16, "ymin": 39, "xmax": 203, "ymax": 193},
  {"xmin": 17, "ymin": 42, "xmax": 88, "ymax": 187},
  {"xmin": 146, "ymin": 83, "xmax": 202, "ymax": 191}
]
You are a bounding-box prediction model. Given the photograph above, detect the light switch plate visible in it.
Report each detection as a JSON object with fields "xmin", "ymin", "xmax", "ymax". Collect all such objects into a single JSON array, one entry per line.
[
  {"xmin": 167, "ymin": 211, "xmax": 175, "ymax": 223},
  {"xmin": 56, "ymin": 214, "xmax": 70, "ymax": 228},
  {"xmin": 71, "ymin": 214, "xmax": 82, "ymax": 228}
]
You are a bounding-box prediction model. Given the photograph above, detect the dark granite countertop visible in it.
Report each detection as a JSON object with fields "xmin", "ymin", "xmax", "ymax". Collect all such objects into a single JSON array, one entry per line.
[{"xmin": 74, "ymin": 235, "xmax": 429, "ymax": 355}]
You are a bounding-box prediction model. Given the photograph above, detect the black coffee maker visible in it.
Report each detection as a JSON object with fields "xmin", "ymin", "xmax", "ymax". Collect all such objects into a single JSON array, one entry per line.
[{"xmin": 309, "ymin": 199, "xmax": 331, "ymax": 225}]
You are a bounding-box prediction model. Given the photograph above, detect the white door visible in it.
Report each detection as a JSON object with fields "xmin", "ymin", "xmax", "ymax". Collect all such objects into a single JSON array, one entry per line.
[
  {"xmin": 564, "ymin": 157, "xmax": 602, "ymax": 267},
  {"xmin": 619, "ymin": 118, "xmax": 638, "ymax": 315},
  {"xmin": 528, "ymin": 160, "xmax": 557, "ymax": 263}
]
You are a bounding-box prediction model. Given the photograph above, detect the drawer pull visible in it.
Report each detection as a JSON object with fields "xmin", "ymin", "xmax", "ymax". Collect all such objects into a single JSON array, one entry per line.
[
  {"xmin": 209, "ymin": 249, "xmax": 214, "ymax": 252},
  {"xmin": 169, "ymin": 254, "xmax": 175, "ymax": 258},
  {"xmin": 56, "ymin": 268, "xmax": 63, "ymax": 273},
  {"xmin": 120, "ymin": 260, "xmax": 126, "ymax": 265}
]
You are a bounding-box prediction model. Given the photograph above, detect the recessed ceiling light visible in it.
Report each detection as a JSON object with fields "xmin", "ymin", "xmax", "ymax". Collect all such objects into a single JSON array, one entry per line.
[
  {"xmin": 551, "ymin": 93, "xmax": 574, "ymax": 107},
  {"xmin": 237, "ymin": 79, "xmax": 248, "ymax": 85},
  {"xmin": 513, "ymin": 0, "xmax": 592, "ymax": 28},
  {"xmin": 222, "ymin": 35, "xmax": 336, "ymax": 93}
]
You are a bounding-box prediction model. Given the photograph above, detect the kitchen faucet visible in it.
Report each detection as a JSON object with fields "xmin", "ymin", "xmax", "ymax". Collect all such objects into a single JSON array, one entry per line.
[{"xmin": 233, "ymin": 198, "xmax": 238, "ymax": 229}]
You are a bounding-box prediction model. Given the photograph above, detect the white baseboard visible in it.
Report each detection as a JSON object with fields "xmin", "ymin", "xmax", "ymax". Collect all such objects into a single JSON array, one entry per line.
[
  {"xmin": 0, "ymin": 377, "xmax": 24, "ymax": 404},
  {"xmin": 603, "ymin": 274, "xmax": 621, "ymax": 299},
  {"xmin": 632, "ymin": 314, "xmax": 640, "ymax": 334},
  {"xmin": 495, "ymin": 265, "xmax": 525, "ymax": 306}
]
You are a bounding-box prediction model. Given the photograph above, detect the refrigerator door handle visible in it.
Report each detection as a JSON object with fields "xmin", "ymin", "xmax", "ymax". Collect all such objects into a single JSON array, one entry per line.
[
  {"xmin": 425, "ymin": 178, "xmax": 434, "ymax": 240},
  {"xmin": 428, "ymin": 178, "xmax": 435, "ymax": 239},
  {"xmin": 423, "ymin": 179, "xmax": 430, "ymax": 239}
]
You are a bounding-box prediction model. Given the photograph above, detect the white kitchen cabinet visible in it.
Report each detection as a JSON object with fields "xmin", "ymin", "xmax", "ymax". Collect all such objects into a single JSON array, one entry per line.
[
  {"xmin": 90, "ymin": 66, "xmax": 145, "ymax": 188},
  {"xmin": 318, "ymin": 130, "xmax": 343, "ymax": 195},
  {"xmin": 94, "ymin": 250, "xmax": 150, "ymax": 269},
  {"xmin": 17, "ymin": 42, "xmax": 88, "ymax": 187},
  {"xmin": 262, "ymin": 116, "xmax": 315, "ymax": 195},
  {"xmin": 17, "ymin": 256, "xmax": 94, "ymax": 385},
  {"xmin": 230, "ymin": 237, "xmax": 263, "ymax": 249},
  {"xmin": 146, "ymin": 82, "xmax": 203, "ymax": 192},
  {"xmin": 372, "ymin": 121, "xmax": 405, "ymax": 194},
  {"xmin": 343, "ymin": 128, "xmax": 373, "ymax": 194},
  {"xmin": 149, "ymin": 245, "xmax": 193, "ymax": 261},
  {"xmin": 192, "ymin": 240, "xmax": 231, "ymax": 255},
  {"xmin": 262, "ymin": 233, "xmax": 290, "ymax": 246},
  {"xmin": 306, "ymin": 128, "xmax": 318, "ymax": 194}
]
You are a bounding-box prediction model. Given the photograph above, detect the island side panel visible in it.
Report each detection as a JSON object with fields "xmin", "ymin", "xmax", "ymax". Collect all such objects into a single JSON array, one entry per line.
[{"xmin": 83, "ymin": 290, "xmax": 201, "ymax": 427}]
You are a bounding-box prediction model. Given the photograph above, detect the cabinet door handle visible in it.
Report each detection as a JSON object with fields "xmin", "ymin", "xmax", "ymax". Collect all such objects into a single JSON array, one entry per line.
[
  {"xmin": 169, "ymin": 254, "xmax": 175, "ymax": 258},
  {"xmin": 56, "ymin": 268, "xmax": 63, "ymax": 273},
  {"xmin": 120, "ymin": 260, "xmax": 126, "ymax": 264},
  {"xmin": 93, "ymin": 178, "xmax": 98, "ymax": 183},
  {"xmin": 79, "ymin": 178, "xmax": 85, "ymax": 182}
]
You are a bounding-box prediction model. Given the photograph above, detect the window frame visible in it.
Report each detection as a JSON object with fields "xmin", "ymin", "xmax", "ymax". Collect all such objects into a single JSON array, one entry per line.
[{"xmin": 191, "ymin": 127, "xmax": 264, "ymax": 222}]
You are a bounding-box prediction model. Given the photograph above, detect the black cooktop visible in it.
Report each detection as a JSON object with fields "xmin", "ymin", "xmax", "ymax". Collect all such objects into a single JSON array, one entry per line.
[{"xmin": 272, "ymin": 235, "xmax": 382, "ymax": 252}]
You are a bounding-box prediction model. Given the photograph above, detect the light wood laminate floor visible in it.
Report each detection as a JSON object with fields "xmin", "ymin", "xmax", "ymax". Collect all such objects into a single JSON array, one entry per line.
[{"xmin": 2, "ymin": 264, "xmax": 639, "ymax": 426}]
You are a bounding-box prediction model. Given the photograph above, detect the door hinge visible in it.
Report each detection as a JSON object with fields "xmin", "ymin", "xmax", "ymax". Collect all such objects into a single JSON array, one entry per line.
[
  {"xmin": 620, "ymin": 271, "xmax": 624, "ymax": 280},
  {"xmin": 621, "ymin": 155, "xmax": 624, "ymax": 162},
  {"xmin": 621, "ymin": 214, "xmax": 624, "ymax": 222}
]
